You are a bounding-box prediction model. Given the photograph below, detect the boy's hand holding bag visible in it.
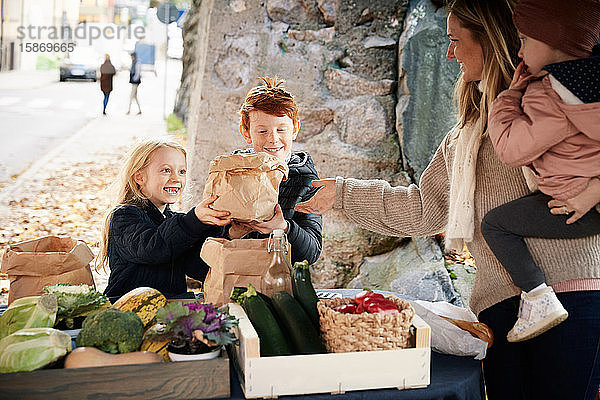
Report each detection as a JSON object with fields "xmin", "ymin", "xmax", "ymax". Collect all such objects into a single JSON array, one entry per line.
[{"xmin": 202, "ymin": 152, "xmax": 289, "ymax": 222}]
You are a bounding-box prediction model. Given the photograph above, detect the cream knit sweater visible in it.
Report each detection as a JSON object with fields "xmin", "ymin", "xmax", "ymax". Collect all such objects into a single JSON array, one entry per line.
[{"xmin": 334, "ymin": 133, "xmax": 600, "ymax": 316}]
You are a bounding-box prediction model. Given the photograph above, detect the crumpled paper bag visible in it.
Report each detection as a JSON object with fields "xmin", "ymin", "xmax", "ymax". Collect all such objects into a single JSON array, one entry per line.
[
  {"xmin": 200, "ymin": 237, "xmax": 290, "ymax": 306},
  {"xmin": 409, "ymin": 300, "xmax": 490, "ymax": 360},
  {"xmin": 1, "ymin": 236, "xmax": 95, "ymax": 304},
  {"xmin": 202, "ymin": 152, "xmax": 289, "ymax": 222}
]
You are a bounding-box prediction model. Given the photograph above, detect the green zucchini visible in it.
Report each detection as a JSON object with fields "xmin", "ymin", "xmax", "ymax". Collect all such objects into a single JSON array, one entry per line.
[
  {"xmin": 231, "ymin": 286, "xmax": 275, "ymax": 311},
  {"xmin": 291, "ymin": 260, "xmax": 320, "ymax": 330},
  {"xmin": 230, "ymin": 286, "xmax": 247, "ymax": 304},
  {"xmin": 271, "ymin": 291, "xmax": 323, "ymax": 354},
  {"xmin": 241, "ymin": 285, "xmax": 292, "ymax": 357}
]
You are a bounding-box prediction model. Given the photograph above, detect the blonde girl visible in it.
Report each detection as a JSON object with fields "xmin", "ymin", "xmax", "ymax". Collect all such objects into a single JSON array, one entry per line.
[{"xmin": 98, "ymin": 137, "xmax": 231, "ymax": 300}]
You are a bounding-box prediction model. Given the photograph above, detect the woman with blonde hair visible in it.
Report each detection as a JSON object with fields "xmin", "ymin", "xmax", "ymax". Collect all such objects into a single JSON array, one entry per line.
[
  {"xmin": 295, "ymin": 0, "xmax": 600, "ymax": 397},
  {"xmin": 98, "ymin": 137, "xmax": 232, "ymax": 300}
]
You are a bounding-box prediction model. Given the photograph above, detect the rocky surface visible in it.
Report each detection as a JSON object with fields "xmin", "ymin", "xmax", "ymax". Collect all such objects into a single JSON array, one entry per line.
[
  {"xmin": 325, "ymin": 68, "xmax": 395, "ymax": 98},
  {"xmin": 174, "ymin": 0, "xmax": 202, "ymax": 121},
  {"xmin": 396, "ymin": 0, "xmax": 459, "ymax": 178},
  {"xmin": 348, "ymin": 237, "xmax": 463, "ymax": 306}
]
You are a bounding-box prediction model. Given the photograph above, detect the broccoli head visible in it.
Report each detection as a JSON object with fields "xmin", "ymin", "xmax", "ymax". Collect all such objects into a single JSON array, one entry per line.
[{"xmin": 76, "ymin": 308, "xmax": 144, "ymax": 354}]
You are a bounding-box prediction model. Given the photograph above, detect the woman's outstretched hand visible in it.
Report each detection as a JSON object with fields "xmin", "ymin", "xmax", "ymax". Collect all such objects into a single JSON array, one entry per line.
[
  {"xmin": 548, "ymin": 178, "xmax": 600, "ymax": 224},
  {"xmin": 294, "ymin": 178, "xmax": 336, "ymax": 215}
]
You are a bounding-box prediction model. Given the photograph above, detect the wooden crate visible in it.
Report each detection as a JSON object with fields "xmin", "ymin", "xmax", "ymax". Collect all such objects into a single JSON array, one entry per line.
[
  {"xmin": 228, "ymin": 302, "xmax": 431, "ymax": 399},
  {"xmin": 0, "ymin": 348, "xmax": 230, "ymax": 400}
]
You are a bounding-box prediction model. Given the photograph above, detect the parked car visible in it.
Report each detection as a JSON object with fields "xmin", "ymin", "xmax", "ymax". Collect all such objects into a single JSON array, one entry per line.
[{"xmin": 59, "ymin": 47, "xmax": 101, "ymax": 82}]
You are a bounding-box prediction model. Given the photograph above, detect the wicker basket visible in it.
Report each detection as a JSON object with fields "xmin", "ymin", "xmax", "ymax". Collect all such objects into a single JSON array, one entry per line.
[{"xmin": 317, "ymin": 296, "xmax": 415, "ymax": 353}]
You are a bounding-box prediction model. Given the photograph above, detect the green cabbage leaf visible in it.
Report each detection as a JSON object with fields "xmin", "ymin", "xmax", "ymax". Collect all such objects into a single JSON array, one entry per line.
[
  {"xmin": 0, "ymin": 294, "xmax": 58, "ymax": 340},
  {"xmin": 44, "ymin": 284, "xmax": 108, "ymax": 321},
  {"xmin": 0, "ymin": 328, "xmax": 72, "ymax": 373}
]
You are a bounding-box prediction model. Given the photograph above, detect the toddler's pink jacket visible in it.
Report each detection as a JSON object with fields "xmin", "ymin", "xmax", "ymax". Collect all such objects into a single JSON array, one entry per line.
[{"xmin": 488, "ymin": 74, "xmax": 600, "ymax": 200}]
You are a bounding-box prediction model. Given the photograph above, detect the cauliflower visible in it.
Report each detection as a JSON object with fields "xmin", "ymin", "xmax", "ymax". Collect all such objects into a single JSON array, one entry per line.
[
  {"xmin": 76, "ymin": 308, "xmax": 144, "ymax": 354},
  {"xmin": 44, "ymin": 284, "xmax": 109, "ymax": 320}
]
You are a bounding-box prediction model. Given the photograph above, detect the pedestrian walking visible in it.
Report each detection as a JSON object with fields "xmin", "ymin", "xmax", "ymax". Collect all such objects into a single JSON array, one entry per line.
[
  {"xmin": 127, "ymin": 52, "xmax": 142, "ymax": 115},
  {"xmin": 100, "ymin": 54, "xmax": 116, "ymax": 115}
]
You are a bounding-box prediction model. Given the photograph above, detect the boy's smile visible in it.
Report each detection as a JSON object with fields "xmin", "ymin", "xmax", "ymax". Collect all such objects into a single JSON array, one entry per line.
[
  {"xmin": 134, "ymin": 146, "xmax": 187, "ymax": 212},
  {"xmin": 240, "ymin": 110, "xmax": 299, "ymax": 162}
]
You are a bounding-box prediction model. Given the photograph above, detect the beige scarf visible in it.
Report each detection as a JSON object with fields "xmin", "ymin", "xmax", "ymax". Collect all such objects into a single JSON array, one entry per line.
[
  {"xmin": 445, "ymin": 119, "xmax": 484, "ymax": 252},
  {"xmin": 445, "ymin": 112, "xmax": 539, "ymax": 252}
]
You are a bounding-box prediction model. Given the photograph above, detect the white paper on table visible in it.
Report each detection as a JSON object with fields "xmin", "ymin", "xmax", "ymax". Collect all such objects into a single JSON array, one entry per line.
[
  {"xmin": 414, "ymin": 299, "xmax": 479, "ymax": 322},
  {"xmin": 409, "ymin": 300, "xmax": 488, "ymax": 360}
]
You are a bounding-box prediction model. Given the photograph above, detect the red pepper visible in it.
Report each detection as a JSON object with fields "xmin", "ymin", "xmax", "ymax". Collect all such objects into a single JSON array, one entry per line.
[
  {"xmin": 354, "ymin": 290, "xmax": 373, "ymax": 305},
  {"xmin": 355, "ymin": 302, "xmax": 365, "ymax": 313},
  {"xmin": 334, "ymin": 304, "xmax": 358, "ymax": 314},
  {"xmin": 365, "ymin": 302, "xmax": 400, "ymax": 314},
  {"xmin": 355, "ymin": 291, "xmax": 385, "ymax": 305},
  {"xmin": 361, "ymin": 293, "xmax": 387, "ymax": 306}
]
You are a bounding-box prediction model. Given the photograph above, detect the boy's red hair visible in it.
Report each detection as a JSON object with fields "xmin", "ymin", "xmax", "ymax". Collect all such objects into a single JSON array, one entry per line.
[{"xmin": 239, "ymin": 76, "xmax": 299, "ymax": 132}]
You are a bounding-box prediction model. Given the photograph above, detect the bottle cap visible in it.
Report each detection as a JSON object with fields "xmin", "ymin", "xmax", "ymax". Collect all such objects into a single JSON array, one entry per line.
[{"xmin": 272, "ymin": 229, "xmax": 285, "ymax": 237}]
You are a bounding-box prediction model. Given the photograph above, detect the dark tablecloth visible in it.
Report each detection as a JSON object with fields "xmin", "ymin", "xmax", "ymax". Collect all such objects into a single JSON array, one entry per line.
[{"xmin": 223, "ymin": 351, "xmax": 484, "ymax": 400}]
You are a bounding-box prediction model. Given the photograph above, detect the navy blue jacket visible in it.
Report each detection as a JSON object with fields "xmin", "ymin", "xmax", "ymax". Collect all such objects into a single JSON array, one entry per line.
[
  {"xmin": 129, "ymin": 58, "xmax": 141, "ymax": 84},
  {"xmin": 230, "ymin": 150, "xmax": 323, "ymax": 264},
  {"xmin": 104, "ymin": 201, "xmax": 222, "ymax": 300},
  {"xmin": 543, "ymin": 45, "xmax": 600, "ymax": 104}
]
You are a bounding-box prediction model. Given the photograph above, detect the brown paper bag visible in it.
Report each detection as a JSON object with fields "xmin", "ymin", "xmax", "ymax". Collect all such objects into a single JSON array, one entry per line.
[
  {"xmin": 202, "ymin": 152, "xmax": 289, "ymax": 222},
  {"xmin": 1, "ymin": 236, "xmax": 95, "ymax": 304},
  {"xmin": 200, "ymin": 237, "xmax": 291, "ymax": 306}
]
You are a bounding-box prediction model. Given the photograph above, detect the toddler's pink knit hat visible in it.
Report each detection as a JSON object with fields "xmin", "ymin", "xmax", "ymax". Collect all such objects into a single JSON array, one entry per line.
[{"xmin": 513, "ymin": 0, "xmax": 600, "ymax": 58}]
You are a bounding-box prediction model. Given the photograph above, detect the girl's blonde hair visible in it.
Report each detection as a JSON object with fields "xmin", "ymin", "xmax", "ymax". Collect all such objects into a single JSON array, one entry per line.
[
  {"xmin": 96, "ymin": 137, "xmax": 186, "ymax": 270},
  {"xmin": 447, "ymin": 0, "xmax": 520, "ymax": 131}
]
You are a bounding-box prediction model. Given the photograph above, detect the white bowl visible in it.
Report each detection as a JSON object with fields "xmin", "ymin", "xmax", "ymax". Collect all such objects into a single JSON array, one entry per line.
[{"xmin": 168, "ymin": 346, "xmax": 221, "ymax": 361}]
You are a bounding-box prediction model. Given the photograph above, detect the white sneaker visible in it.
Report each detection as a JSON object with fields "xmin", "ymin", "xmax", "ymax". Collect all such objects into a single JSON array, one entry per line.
[{"xmin": 506, "ymin": 287, "xmax": 568, "ymax": 342}]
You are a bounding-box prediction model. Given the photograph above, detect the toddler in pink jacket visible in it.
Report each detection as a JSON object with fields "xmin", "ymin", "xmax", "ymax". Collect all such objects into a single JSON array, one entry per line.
[{"xmin": 484, "ymin": 0, "xmax": 600, "ymax": 342}]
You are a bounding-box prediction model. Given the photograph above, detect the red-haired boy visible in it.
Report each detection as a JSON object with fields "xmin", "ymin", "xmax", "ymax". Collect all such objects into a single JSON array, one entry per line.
[{"xmin": 228, "ymin": 76, "xmax": 322, "ymax": 264}]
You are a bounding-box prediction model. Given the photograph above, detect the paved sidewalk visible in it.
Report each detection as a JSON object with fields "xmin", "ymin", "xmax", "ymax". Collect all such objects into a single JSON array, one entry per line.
[
  {"xmin": 0, "ymin": 69, "xmax": 58, "ymax": 90},
  {"xmin": 0, "ymin": 62, "xmax": 182, "ymax": 304},
  {"xmin": 0, "ymin": 106, "xmax": 166, "ymax": 207}
]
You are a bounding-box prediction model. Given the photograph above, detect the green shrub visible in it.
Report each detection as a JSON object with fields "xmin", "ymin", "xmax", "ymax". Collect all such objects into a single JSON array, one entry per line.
[{"xmin": 166, "ymin": 113, "xmax": 186, "ymax": 135}]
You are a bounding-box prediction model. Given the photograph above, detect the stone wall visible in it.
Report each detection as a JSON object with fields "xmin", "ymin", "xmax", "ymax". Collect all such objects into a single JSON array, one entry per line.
[
  {"xmin": 178, "ymin": 0, "xmax": 471, "ymax": 304},
  {"xmin": 173, "ymin": 0, "xmax": 203, "ymax": 122},
  {"xmin": 397, "ymin": 0, "xmax": 459, "ymax": 179}
]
